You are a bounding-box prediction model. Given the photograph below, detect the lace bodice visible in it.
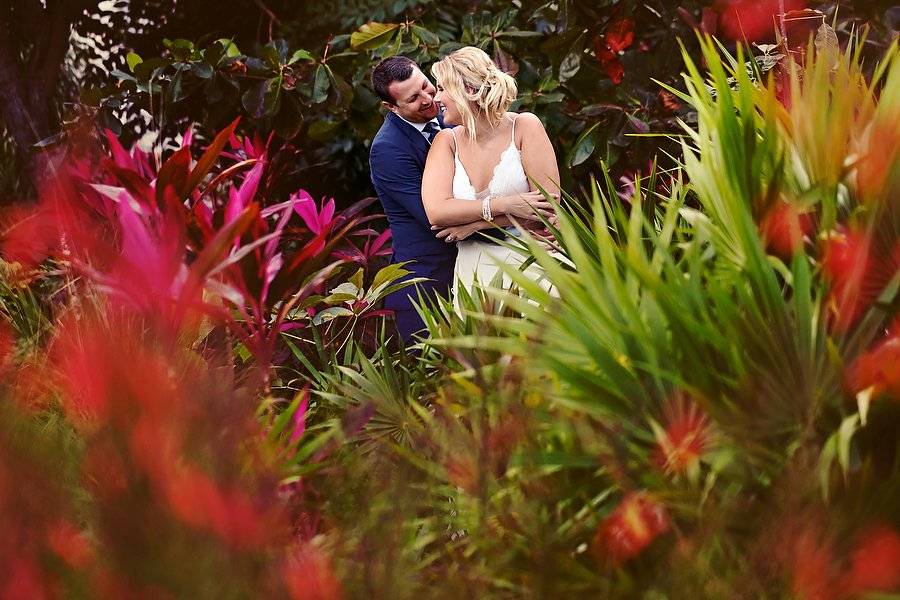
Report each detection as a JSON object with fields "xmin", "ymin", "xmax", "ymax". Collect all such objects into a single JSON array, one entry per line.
[{"xmin": 451, "ymin": 116, "xmax": 529, "ymax": 203}]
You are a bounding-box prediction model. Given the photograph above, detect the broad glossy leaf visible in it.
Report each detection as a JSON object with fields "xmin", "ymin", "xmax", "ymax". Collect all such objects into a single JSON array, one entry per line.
[
  {"xmin": 242, "ymin": 76, "xmax": 283, "ymax": 118},
  {"xmin": 262, "ymin": 39, "xmax": 290, "ymax": 67},
  {"xmin": 410, "ymin": 24, "xmax": 440, "ymax": 46},
  {"xmin": 311, "ymin": 65, "xmax": 330, "ymax": 104},
  {"xmin": 495, "ymin": 30, "xmax": 543, "ymax": 39},
  {"xmin": 312, "ymin": 306, "xmax": 354, "ymax": 325},
  {"xmin": 126, "ymin": 51, "xmax": 143, "ymax": 72},
  {"xmin": 559, "ymin": 51, "xmax": 581, "ymax": 82},
  {"xmin": 350, "ymin": 22, "xmax": 400, "ymax": 51},
  {"xmin": 288, "ymin": 49, "xmax": 314, "ymax": 65},
  {"xmin": 567, "ymin": 122, "xmax": 600, "ymax": 167},
  {"xmin": 192, "ymin": 62, "xmax": 213, "ymax": 79},
  {"xmin": 216, "ymin": 38, "xmax": 242, "ymax": 57}
]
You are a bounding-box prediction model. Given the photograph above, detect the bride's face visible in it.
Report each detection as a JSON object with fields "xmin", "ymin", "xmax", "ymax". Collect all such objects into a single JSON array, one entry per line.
[{"xmin": 434, "ymin": 84, "xmax": 461, "ymax": 126}]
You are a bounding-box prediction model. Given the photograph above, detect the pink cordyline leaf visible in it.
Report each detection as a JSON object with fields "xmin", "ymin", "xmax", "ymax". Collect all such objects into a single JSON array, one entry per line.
[
  {"xmin": 369, "ymin": 229, "xmax": 391, "ymax": 255},
  {"xmin": 117, "ymin": 197, "xmax": 186, "ymax": 297},
  {"xmin": 104, "ymin": 130, "xmax": 135, "ymax": 171},
  {"xmin": 291, "ymin": 192, "xmax": 338, "ymax": 235},
  {"xmin": 291, "ymin": 191, "xmax": 319, "ymax": 232},
  {"xmin": 236, "ymin": 160, "xmax": 265, "ymax": 208},
  {"xmin": 181, "ymin": 123, "xmax": 194, "ymax": 149},
  {"xmin": 289, "ymin": 387, "xmax": 310, "ymax": 445}
]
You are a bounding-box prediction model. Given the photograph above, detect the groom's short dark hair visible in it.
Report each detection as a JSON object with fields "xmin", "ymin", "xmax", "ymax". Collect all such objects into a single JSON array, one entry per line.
[{"xmin": 372, "ymin": 56, "xmax": 417, "ymax": 104}]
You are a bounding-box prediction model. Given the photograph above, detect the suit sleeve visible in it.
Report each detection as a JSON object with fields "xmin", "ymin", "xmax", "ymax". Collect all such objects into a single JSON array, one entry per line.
[{"xmin": 370, "ymin": 142, "xmax": 432, "ymax": 229}]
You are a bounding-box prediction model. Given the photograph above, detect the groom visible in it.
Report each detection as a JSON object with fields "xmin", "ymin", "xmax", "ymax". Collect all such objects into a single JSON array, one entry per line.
[{"xmin": 369, "ymin": 56, "xmax": 454, "ymax": 344}]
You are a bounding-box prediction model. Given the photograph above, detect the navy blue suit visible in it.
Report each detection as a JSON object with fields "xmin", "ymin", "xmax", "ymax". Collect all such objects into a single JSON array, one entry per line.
[{"xmin": 370, "ymin": 112, "xmax": 456, "ymax": 344}]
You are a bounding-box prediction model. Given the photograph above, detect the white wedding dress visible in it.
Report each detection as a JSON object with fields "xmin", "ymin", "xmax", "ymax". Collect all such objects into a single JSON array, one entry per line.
[{"xmin": 450, "ymin": 116, "xmax": 546, "ymax": 304}]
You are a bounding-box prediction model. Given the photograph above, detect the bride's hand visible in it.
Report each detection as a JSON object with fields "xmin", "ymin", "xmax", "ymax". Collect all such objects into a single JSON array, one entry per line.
[
  {"xmin": 495, "ymin": 191, "xmax": 556, "ymax": 220},
  {"xmin": 433, "ymin": 221, "xmax": 485, "ymax": 243}
]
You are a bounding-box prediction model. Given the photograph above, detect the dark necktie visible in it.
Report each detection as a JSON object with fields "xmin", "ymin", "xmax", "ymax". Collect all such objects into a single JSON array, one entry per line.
[{"xmin": 423, "ymin": 120, "xmax": 440, "ymax": 144}]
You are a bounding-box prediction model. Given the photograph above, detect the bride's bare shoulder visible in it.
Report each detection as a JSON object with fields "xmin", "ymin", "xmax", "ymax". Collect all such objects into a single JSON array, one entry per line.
[{"xmin": 510, "ymin": 111, "xmax": 544, "ymax": 129}]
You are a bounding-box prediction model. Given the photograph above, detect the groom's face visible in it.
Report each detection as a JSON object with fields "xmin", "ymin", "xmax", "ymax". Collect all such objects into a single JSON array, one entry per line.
[{"xmin": 385, "ymin": 67, "xmax": 439, "ymax": 123}]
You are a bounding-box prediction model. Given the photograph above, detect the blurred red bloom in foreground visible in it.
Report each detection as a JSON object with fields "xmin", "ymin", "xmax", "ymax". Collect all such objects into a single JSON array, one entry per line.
[
  {"xmin": 760, "ymin": 201, "xmax": 814, "ymax": 260},
  {"xmin": 716, "ymin": 0, "xmax": 805, "ymax": 42},
  {"xmin": 789, "ymin": 526, "xmax": 837, "ymax": 600},
  {"xmin": 652, "ymin": 396, "xmax": 712, "ymax": 477},
  {"xmin": 821, "ymin": 228, "xmax": 899, "ymax": 332},
  {"xmin": 47, "ymin": 520, "xmax": 93, "ymax": 570},
  {"xmin": 847, "ymin": 333, "xmax": 900, "ymax": 400},
  {"xmin": 593, "ymin": 491, "xmax": 670, "ymax": 565},
  {"xmin": 283, "ymin": 544, "xmax": 343, "ymax": 600},
  {"xmin": 841, "ymin": 526, "xmax": 900, "ymax": 595},
  {"xmin": 856, "ymin": 111, "xmax": 900, "ymax": 203}
]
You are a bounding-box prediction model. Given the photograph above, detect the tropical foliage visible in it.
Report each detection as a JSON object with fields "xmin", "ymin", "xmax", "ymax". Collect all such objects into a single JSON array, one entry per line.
[
  {"xmin": 1, "ymin": 3, "xmax": 899, "ymax": 599},
  {"xmin": 47, "ymin": 1, "xmax": 899, "ymax": 202}
]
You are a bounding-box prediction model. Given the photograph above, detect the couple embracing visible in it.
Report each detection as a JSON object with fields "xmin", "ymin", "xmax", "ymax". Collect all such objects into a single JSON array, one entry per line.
[{"xmin": 369, "ymin": 47, "xmax": 560, "ymax": 345}]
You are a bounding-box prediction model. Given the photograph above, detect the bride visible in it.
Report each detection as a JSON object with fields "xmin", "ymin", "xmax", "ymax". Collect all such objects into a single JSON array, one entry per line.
[{"xmin": 420, "ymin": 46, "xmax": 560, "ymax": 302}]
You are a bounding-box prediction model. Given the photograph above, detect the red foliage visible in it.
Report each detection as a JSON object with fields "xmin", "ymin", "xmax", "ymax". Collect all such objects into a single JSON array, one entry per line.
[
  {"xmin": 841, "ymin": 526, "xmax": 900, "ymax": 595},
  {"xmin": 592, "ymin": 18, "xmax": 635, "ymax": 85},
  {"xmin": 592, "ymin": 491, "xmax": 670, "ymax": 566},
  {"xmin": 605, "ymin": 18, "xmax": 635, "ymax": 53},
  {"xmin": 0, "ymin": 120, "xmax": 400, "ymax": 596}
]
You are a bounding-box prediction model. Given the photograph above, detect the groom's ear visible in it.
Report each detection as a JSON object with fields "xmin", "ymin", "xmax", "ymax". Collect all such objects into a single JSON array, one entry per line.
[{"xmin": 382, "ymin": 101, "xmax": 397, "ymax": 113}]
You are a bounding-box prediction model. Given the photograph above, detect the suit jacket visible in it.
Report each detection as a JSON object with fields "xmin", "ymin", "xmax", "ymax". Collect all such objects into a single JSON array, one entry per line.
[{"xmin": 370, "ymin": 112, "xmax": 456, "ymax": 312}]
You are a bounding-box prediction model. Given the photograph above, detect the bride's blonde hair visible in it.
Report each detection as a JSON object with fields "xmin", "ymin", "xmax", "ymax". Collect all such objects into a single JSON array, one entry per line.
[{"xmin": 431, "ymin": 46, "xmax": 517, "ymax": 143}]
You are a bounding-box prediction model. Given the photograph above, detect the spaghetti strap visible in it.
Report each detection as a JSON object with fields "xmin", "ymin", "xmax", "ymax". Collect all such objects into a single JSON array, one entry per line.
[{"xmin": 510, "ymin": 114, "xmax": 518, "ymax": 145}]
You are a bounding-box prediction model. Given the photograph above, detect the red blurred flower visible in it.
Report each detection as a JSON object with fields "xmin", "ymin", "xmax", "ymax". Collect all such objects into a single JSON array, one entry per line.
[
  {"xmin": 592, "ymin": 491, "xmax": 670, "ymax": 565},
  {"xmin": 717, "ymin": 0, "xmax": 806, "ymax": 42},
  {"xmin": 841, "ymin": 526, "xmax": 900, "ymax": 595},
  {"xmin": 0, "ymin": 321, "xmax": 13, "ymax": 375},
  {"xmin": 821, "ymin": 228, "xmax": 888, "ymax": 332},
  {"xmin": 790, "ymin": 527, "xmax": 837, "ymax": 600},
  {"xmin": 283, "ymin": 544, "xmax": 343, "ymax": 600},
  {"xmin": 847, "ymin": 335, "xmax": 900, "ymax": 400},
  {"xmin": 760, "ymin": 201, "xmax": 814, "ymax": 259},
  {"xmin": 445, "ymin": 454, "xmax": 479, "ymax": 495},
  {"xmin": 652, "ymin": 396, "xmax": 712, "ymax": 476},
  {"xmin": 165, "ymin": 467, "xmax": 268, "ymax": 550},
  {"xmin": 2, "ymin": 558, "xmax": 52, "ymax": 600},
  {"xmin": 47, "ymin": 520, "xmax": 93, "ymax": 570},
  {"xmin": 856, "ymin": 113, "xmax": 900, "ymax": 203}
]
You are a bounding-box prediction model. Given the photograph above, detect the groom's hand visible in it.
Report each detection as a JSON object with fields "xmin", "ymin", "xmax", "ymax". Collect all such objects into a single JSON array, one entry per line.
[
  {"xmin": 433, "ymin": 221, "xmax": 485, "ymax": 243},
  {"xmin": 497, "ymin": 191, "xmax": 556, "ymax": 220}
]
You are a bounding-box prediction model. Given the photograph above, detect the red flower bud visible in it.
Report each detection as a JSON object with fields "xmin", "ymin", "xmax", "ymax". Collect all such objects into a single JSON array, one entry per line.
[{"xmin": 592, "ymin": 492, "xmax": 670, "ymax": 565}]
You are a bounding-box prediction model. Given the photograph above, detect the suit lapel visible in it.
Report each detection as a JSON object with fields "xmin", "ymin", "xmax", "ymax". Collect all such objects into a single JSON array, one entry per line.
[{"xmin": 387, "ymin": 112, "xmax": 430, "ymax": 163}]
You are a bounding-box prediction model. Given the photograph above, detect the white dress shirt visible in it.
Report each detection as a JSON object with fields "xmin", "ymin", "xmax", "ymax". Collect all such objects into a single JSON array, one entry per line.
[{"xmin": 397, "ymin": 115, "xmax": 440, "ymax": 144}]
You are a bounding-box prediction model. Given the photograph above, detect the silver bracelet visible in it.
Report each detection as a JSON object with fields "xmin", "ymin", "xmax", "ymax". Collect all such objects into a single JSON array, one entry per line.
[{"xmin": 482, "ymin": 195, "xmax": 494, "ymax": 222}]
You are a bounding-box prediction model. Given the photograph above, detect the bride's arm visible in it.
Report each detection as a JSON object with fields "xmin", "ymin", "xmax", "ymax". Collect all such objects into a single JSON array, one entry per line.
[
  {"xmin": 516, "ymin": 113, "xmax": 561, "ymax": 198},
  {"xmin": 422, "ymin": 130, "xmax": 554, "ymax": 227}
]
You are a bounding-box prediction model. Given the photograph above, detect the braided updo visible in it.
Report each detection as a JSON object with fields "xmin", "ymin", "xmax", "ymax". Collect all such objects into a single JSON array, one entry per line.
[{"xmin": 431, "ymin": 46, "xmax": 518, "ymax": 142}]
